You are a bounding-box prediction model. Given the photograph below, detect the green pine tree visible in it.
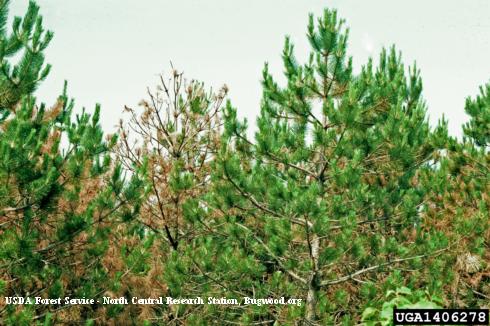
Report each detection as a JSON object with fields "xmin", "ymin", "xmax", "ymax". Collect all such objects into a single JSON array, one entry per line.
[
  {"xmin": 0, "ymin": 1, "xmax": 147, "ymax": 324},
  {"xmin": 191, "ymin": 9, "xmax": 452, "ymax": 324},
  {"xmin": 0, "ymin": 0, "xmax": 52, "ymax": 110}
]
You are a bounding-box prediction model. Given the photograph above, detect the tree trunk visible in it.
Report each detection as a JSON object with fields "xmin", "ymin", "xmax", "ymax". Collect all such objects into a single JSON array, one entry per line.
[{"xmin": 305, "ymin": 234, "xmax": 320, "ymax": 324}]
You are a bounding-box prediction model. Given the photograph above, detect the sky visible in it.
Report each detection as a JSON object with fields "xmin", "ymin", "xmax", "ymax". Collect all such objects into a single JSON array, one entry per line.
[{"xmin": 10, "ymin": 0, "xmax": 490, "ymax": 137}]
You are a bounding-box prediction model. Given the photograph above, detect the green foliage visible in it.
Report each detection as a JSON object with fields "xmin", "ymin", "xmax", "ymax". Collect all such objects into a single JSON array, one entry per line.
[
  {"xmin": 0, "ymin": 0, "xmax": 52, "ymax": 110},
  {"xmin": 361, "ymin": 287, "xmax": 443, "ymax": 326},
  {"xmin": 0, "ymin": 88, "xmax": 147, "ymax": 323},
  {"xmin": 0, "ymin": 3, "xmax": 147, "ymax": 324},
  {"xmin": 463, "ymin": 81, "xmax": 490, "ymax": 148},
  {"xmin": 202, "ymin": 7, "xmax": 450, "ymax": 323},
  {"xmin": 0, "ymin": 1, "xmax": 488, "ymax": 324},
  {"xmin": 421, "ymin": 79, "xmax": 490, "ymax": 310}
]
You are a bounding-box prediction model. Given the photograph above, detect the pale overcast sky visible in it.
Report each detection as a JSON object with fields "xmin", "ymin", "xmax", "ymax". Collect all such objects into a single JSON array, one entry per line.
[{"xmin": 10, "ymin": 0, "xmax": 490, "ymax": 137}]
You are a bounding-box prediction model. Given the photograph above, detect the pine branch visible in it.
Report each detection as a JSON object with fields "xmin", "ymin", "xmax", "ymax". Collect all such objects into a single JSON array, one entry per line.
[
  {"xmin": 223, "ymin": 164, "xmax": 309, "ymax": 227},
  {"xmin": 190, "ymin": 256, "xmax": 249, "ymax": 297},
  {"xmin": 320, "ymin": 245, "xmax": 451, "ymax": 287},
  {"xmin": 235, "ymin": 222, "xmax": 307, "ymax": 285}
]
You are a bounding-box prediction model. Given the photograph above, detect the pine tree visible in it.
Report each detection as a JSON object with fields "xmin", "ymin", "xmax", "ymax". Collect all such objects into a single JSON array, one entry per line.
[
  {"xmin": 0, "ymin": 1, "xmax": 147, "ymax": 324},
  {"xmin": 0, "ymin": 0, "xmax": 52, "ymax": 110},
  {"xmin": 422, "ymin": 81, "xmax": 489, "ymax": 309},
  {"xmin": 114, "ymin": 68, "xmax": 227, "ymax": 321},
  {"xmin": 0, "ymin": 89, "xmax": 148, "ymax": 325},
  {"xmin": 204, "ymin": 9, "xmax": 451, "ymax": 324},
  {"xmin": 116, "ymin": 69, "xmax": 226, "ymax": 251},
  {"xmin": 463, "ymin": 82, "xmax": 490, "ymax": 149}
]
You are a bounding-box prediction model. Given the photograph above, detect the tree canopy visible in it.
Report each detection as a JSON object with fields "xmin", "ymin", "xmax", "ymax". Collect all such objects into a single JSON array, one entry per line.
[{"xmin": 0, "ymin": 2, "xmax": 488, "ymax": 325}]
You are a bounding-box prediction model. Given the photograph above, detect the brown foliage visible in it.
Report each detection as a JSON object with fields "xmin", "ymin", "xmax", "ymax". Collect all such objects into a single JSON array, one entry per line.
[{"xmin": 115, "ymin": 69, "xmax": 227, "ymax": 251}]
